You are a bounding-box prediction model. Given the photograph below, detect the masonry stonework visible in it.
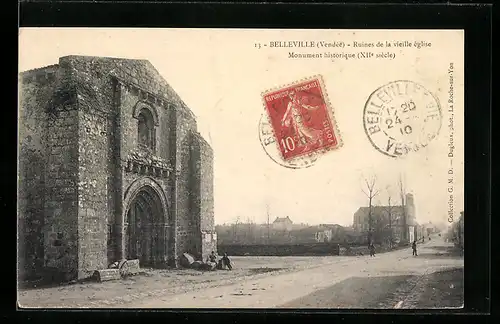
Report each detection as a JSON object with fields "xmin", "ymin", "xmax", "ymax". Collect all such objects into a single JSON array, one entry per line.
[
  {"xmin": 18, "ymin": 55, "xmax": 215, "ymax": 282},
  {"xmin": 18, "ymin": 71, "xmax": 56, "ymax": 279},
  {"xmin": 192, "ymin": 133, "xmax": 217, "ymax": 260}
]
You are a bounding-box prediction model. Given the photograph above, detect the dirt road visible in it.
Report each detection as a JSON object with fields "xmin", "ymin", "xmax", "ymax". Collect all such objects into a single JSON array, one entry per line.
[
  {"xmin": 18, "ymin": 255, "xmax": 351, "ymax": 308},
  {"xmin": 129, "ymin": 237, "xmax": 463, "ymax": 308}
]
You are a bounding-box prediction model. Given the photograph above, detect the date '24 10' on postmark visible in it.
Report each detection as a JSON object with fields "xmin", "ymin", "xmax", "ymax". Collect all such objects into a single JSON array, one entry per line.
[
  {"xmin": 363, "ymin": 80, "xmax": 442, "ymax": 158},
  {"xmin": 261, "ymin": 75, "xmax": 342, "ymax": 166}
]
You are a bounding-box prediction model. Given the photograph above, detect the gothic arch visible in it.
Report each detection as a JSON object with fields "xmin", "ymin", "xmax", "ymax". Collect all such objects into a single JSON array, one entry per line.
[{"xmin": 132, "ymin": 101, "xmax": 160, "ymax": 126}]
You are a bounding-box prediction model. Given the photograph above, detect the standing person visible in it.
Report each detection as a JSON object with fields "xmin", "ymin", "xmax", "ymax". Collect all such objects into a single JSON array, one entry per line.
[
  {"xmin": 222, "ymin": 252, "xmax": 232, "ymax": 270},
  {"xmin": 369, "ymin": 243, "xmax": 376, "ymax": 257},
  {"xmin": 412, "ymin": 240, "xmax": 418, "ymax": 256}
]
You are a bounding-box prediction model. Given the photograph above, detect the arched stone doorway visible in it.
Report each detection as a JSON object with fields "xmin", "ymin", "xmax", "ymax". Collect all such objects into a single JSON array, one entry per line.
[{"xmin": 123, "ymin": 179, "xmax": 170, "ymax": 268}]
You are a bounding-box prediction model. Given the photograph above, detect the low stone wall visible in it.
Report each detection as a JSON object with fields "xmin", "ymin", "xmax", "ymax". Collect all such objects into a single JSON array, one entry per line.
[
  {"xmin": 340, "ymin": 242, "xmax": 412, "ymax": 256},
  {"xmin": 218, "ymin": 243, "xmax": 340, "ymax": 256}
]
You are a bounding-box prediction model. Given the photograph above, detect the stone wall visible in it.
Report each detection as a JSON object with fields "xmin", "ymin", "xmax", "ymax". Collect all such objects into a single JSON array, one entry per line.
[
  {"xmin": 41, "ymin": 60, "xmax": 80, "ymax": 280},
  {"xmin": 189, "ymin": 132, "xmax": 202, "ymax": 260},
  {"xmin": 198, "ymin": 135, "xmax": 215, "ymax": 232},
  {"xmin": 218, "ymin": 243, "xmax": 341, "ymax": 256},
  {"xmin": 174, "ymin": 109, "xmax": 198, "ymax": 260},
  {"xmin": 43, "ymin": 107, "xmax": 80, "ymax": 277},
  {"xmin": 59, "ymin": 56, "xmax": 115, "ymax": 278},
  {"xmin": 106, "ymin": 100, "xmax": 121, "ymax": 263},
  {"xmin": 77, "ymin": 110, "xmax": 109, "ymax": 279},
  {"xmin": 18, "ymin": 68, "xmax": 57, "ymax": 279},
  {"xmin": 119, "ymin": 86, "xmax": 141, "ymax": 159},
  {"xmin": 192, "ymin": 133, "xmax": 216, "ymax": 261}
]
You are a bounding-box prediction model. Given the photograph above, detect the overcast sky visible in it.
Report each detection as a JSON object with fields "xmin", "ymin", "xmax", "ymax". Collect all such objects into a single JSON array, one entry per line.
[{"xmin": 19, "ymin": 28, "xmax": 464, "ymax": 227}]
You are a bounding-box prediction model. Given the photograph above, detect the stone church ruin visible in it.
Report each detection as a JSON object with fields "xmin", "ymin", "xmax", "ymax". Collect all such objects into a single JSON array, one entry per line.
[{"xmin": 18, "ymin": 56, "xmax": 216, "ymax": 282}]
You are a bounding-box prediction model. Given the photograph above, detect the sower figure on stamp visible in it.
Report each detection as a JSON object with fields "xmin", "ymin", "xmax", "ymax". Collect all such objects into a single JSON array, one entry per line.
[
  {"xmin": 412, "ymin": 240, "xmax": 418, "ymax": 256},
  {"xmin": 281, "ymin": 90, "xmax": 324, "ymax": 151}
]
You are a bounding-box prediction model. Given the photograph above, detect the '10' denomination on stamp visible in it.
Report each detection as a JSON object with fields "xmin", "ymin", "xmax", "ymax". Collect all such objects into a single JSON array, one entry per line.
[
  {"xmin": 363, "ymin": 80, "xmax": 442, "ymax": 158},
  {"xmin": 261, "ymin": 75, "xmax": 342, "ymax": 163}
]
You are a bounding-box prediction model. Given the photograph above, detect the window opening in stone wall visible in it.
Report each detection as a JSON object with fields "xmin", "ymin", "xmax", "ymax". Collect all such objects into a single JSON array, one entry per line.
[{"xmin": 137, "ymin": 108, "xmax": 155, "ymax": 151}]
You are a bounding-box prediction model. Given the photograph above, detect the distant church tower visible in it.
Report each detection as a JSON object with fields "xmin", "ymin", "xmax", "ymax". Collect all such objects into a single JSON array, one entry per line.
[
  {"xmin": 405, "ymin": 193, "xmax": 416, "ymax": 222},
  {"xmin": 404, "ymin": 193, "xmax": 417, "ymax": 242}
]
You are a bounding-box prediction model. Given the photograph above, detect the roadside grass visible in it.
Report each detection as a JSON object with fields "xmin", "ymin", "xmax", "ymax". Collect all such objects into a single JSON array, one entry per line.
[{"xmin": 414, "ymin": 267, "xmax": 464, "ymax": 308}]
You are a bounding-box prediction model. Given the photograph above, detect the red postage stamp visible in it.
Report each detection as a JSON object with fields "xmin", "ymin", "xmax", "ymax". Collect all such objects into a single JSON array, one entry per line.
[{"xmin": 262, "ymin": 75, "xmax": 342, "ymax": 161}]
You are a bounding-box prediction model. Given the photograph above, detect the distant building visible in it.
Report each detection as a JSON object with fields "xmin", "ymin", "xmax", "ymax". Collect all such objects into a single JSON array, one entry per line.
[
  {"xmin": 315, "ymin": 224, "xmax": 344, "ymax": 243},
  {"xmin": 272, "ymin": 216, "xmax": 293, "ymax": 231},
  {"xmin": 422, "ymin": 222, "xmax": 438, "ymax": 236},
  {"xmin": 291, "ymin": 223, "xmax": 310, "ymax": 231},
  {"xmin": 315, "ymin": 231, "xmax": 329, "ymax": 243},
  {"xmin": 417, "ymin": 224, "xmax": 427, "ymax": 241},
  {"xmin": 289, "ymin": 224, "xmax": 345, "ymax": 243},
  {"xmin": 290, "ymin": 226, "xmax": 320, "ymax": 243},
  {"xmin": 353, "ymin": 193, "xmax": 417, "ymax": 243}
]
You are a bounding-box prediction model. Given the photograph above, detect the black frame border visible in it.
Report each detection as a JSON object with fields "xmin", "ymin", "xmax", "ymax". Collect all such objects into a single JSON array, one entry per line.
[{"xmin": 12, "ymin": 1, "xmax": 492, "ymax": 321}]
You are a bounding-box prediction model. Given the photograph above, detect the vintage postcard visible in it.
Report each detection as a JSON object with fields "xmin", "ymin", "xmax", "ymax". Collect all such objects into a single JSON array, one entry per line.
[{"xmin": 18, "ymin": 28, "xmax": 464, "ymax": 309}]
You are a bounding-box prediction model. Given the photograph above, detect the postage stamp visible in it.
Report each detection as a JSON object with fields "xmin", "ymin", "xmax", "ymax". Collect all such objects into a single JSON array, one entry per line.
[
  {"xmin": 363, "ymin": 80, "xmax": 442, "ymax": 158},
  {"xmin": 259, "ymin": 113, "xmax": 318, "ymax": 169},
  {"xmin": 261, "ymin": 75, "xmax": 342, "ymax": 162}
]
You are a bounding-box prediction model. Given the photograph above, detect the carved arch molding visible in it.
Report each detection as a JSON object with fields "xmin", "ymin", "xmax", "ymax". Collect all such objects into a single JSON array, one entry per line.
[
  {"xmin": 132, "ymin": 101, "xmax": 160, "ymax": 126},
  {"xmin": 123, "ymin": 177, "xmax": 171, "ymax": 225}
]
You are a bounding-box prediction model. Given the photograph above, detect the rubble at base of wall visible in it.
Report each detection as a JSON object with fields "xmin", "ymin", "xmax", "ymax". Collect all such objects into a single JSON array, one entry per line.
[
  {"xmin": 179, "ymin": 253, "xmax": 218, "ymax": 271},
  {"xmin": 87, "ymin": 259, "xmax": 143, "ymax": 283},
  {"xmin": 92, "ymin": 269, "xmax": 121, "ymax": 282},
  {"xmin": 180, "ymin": 253, "xmax": 195, "ymax": 268},
  {"xmin": 107, "ymin": 259, "xmax": 141, "ymax": 277}
]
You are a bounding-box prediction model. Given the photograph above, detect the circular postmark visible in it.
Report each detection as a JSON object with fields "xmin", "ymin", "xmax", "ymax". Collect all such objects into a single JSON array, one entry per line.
[
  {"xmin": 363, "ymin": 80, "xmax": 442, "ymax": 158},
  {"xmin": 259, "ymin": 113, "xmax": 318, "ymax": 169}
]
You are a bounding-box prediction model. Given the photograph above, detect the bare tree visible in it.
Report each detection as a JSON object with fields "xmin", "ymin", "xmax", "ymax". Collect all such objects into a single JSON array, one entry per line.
[
  {"xmin": 361, "ymin": 174, "xmax": 380, "ymax": 244},
  {"xmin": 233, "ymin": 216, "xmax": 240, "ymax": 243},
  {"xmin": 246, "ymin": 217, "xmax": 255, "ymax": 244},
  {"xmin": 383, "ymin": 186, "xmax": 395, "ymax": 248}
]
